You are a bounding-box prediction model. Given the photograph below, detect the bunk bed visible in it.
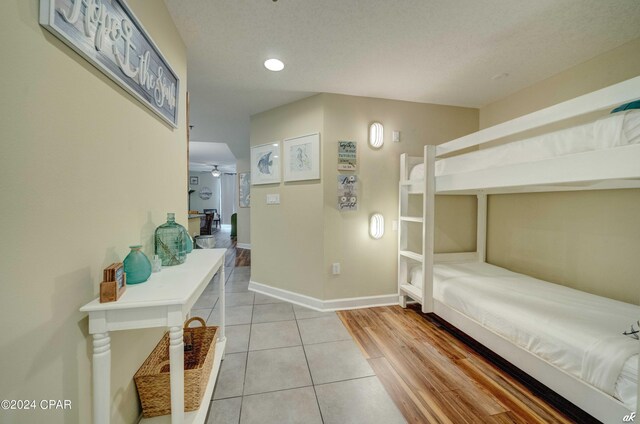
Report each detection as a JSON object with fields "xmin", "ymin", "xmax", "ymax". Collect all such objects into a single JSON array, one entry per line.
[{"xmin": 397, "ymin": 76, "xmax": 640, "ymax": 424}]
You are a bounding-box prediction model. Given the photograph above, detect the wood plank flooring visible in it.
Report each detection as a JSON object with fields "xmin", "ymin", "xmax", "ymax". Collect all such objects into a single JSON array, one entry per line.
[
  {"xmin": 337, "ymin": 305, "xmax": 590, "ymax": 424},
  {"xmin": 210, "ymin": 227, "xmax": 251, "ymax": 267}
]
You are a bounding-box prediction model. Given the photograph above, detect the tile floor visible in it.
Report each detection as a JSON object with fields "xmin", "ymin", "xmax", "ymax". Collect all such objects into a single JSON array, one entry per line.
[{"xmin": 190, "ymin": 266, "xmax": 406, "ymax": 424}]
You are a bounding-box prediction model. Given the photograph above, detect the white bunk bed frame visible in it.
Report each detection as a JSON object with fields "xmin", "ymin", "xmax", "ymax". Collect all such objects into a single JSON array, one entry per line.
[{"xmin": 397, "ymin": 76, "xmax": 640, "ymax": 424}]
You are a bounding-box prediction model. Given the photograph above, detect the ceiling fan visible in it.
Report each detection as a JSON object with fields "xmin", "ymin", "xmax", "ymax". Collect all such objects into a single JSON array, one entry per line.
[{"xmin": 189, "ymin": 161, "xmax": 236, "ymax": 176}]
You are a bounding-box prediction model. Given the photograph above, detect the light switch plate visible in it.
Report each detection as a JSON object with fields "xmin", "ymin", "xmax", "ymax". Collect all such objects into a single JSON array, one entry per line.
[
  {"xmin": 266, "ymin": 194, "xmax": 280, "ymax": 204},
  {"xmin": 392, "ymin": 131, "xmax": 400, "ymax": 142},
  {"xmin": 392, "ymin": 220, "xmax": 398, "ymax": 231}
]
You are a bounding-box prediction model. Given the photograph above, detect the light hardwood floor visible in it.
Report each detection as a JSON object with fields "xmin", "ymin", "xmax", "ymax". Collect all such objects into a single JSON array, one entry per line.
[
  {"xmin": 210, "ymin": 227, "xmax": 251, "ymax": 267},
  {"xmin": 338, "ymin": 305, "xmax": 597, "ymax": 424}
]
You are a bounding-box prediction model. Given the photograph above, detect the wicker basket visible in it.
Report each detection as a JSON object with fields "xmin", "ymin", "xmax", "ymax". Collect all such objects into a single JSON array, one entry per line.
[{"xmin": 134, "ymin": 317, "xmax": 218, "ymax": 418}]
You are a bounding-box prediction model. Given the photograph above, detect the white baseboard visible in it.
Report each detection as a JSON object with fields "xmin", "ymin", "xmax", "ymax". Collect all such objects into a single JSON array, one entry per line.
[
  {"xmin": 249, "ymin": 280, "xmax": 399, "ymax": 312},
  {"xmin": 236, "ymin": 243, "xmax": 251, "ymax": 250}
]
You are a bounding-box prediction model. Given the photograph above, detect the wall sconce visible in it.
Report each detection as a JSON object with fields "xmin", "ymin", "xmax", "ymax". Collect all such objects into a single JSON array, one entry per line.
[
  {"xmin": 211, "ymin": 165, "xmax": 221, "ymax": 178},
  {"xmin": 369, "ymin": 213, "xmax": 384, "ymax": 239},
  {"xmin": 369, "ymin": 122, "xmax": 384, "ymax": 148}
]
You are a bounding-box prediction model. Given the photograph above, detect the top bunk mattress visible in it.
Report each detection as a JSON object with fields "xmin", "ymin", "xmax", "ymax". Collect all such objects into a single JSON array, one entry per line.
[
  {"xmin": 409, "ymin": 109, "xmax": 640, "ymax": 180},
  {"xmin": 432, "ymin": 261, "xmax": 639, "ymax": 409}
]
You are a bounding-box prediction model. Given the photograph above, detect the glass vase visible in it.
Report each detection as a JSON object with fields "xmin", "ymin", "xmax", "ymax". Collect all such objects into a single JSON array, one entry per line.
[
  {"xmin": 182, "ymin": 227, "xmax": 193, "ymax": 254},
  {"xmin": 123, "ymin": 245, "xmax": 152, "ymax": 284},
  {"xmin": 155, "ymin": 213, "xmax": 187, "ymax": 266}
]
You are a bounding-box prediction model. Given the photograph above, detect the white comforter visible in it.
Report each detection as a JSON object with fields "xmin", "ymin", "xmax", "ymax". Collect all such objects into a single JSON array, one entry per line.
[{"xmin": 432, "ymin": 262, "xmax": 639, "ymax": 408}]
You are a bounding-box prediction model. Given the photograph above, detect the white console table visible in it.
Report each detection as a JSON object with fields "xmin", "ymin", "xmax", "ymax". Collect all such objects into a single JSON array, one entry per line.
[{"xmin": 80, "ymin": 249, "xmax": 227, "ymax": 424}]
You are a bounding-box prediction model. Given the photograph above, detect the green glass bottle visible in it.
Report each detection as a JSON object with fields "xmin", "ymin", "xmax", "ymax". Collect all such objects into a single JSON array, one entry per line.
[{"xmin": 155, "ymin": 213, "xmax": 187, "ymax": 266}]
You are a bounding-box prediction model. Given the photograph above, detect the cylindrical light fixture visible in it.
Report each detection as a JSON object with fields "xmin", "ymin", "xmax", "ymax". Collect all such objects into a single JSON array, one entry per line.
[
  {"xmin": 369, "ymin": 122, "xmax": 384, "ymax": 148},
  {"xmin": 369, "ymin": 213, "xmax": 384, "ymax": 239}
]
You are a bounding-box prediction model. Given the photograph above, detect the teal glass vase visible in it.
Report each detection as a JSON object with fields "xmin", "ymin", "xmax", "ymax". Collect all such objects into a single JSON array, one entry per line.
[
  {"xmin": 155, "ymin": 213, "xmax": 187, "ymax": 266},
  {"xmin": 124, "ymin": 245, "xmax": 152, "ymax": 284},
  {"xmin": 182, "ymin": 227, "xmax": 193, "ymax": 254}
]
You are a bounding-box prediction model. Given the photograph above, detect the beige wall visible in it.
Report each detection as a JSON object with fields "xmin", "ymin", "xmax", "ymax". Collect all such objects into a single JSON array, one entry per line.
[
  {"xmin": 0, "ymin": 2, "xmax": 187, "ymax": 423},
  {"xmin": 488, "ymin": 191, "xmax": 640, "ymax": 304},
  {"xmin": 250, "ymin": 95, "xmax": 326, "ymax": 298},
  {"xmin": 250, "ymin": 94, "xmax": 477, "ymax": 300},
  {"xmin": 480, "ymin": 38, "xmax": 640, "ymax": 305},
  {"xmin": 480, "ymin": 37, "xmax": 640, "ymax": 128},
  {"xmin": 321, "ymin": 94, "xmax": 478, "ymax": 299}
]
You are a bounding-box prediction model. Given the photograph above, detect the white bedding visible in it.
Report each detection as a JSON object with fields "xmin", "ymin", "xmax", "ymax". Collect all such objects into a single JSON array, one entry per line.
[
  {"xmin": 430, "ymin": 261, "xmax": 639, "ymax": 409},
  {"xmin": 408, "ymin": 109, "xmax": 640, "ymax": 180}
]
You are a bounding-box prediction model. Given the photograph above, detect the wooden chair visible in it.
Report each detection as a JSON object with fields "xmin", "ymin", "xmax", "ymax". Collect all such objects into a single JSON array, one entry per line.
[{"xmin": 200, "ymin": 213, "xmax": 214, "ymax": 235}]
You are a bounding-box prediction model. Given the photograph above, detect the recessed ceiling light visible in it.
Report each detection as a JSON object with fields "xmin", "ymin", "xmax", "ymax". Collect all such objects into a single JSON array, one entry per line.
[{"xmin": 264, "ymin": 58, "xmax": 284, "ymax": 72}]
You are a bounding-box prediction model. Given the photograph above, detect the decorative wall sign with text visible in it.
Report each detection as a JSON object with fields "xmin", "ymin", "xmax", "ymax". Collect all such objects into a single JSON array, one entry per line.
[
  {"xmin": 40, "ymin": 0, "xmax": 180, "ymax": 127},
  {"xmin": 338, "ymin": 141, "xmax": 357, "ymax": 171},
  {"xmin": 337, "ymin": 175, "xmax": 358, "ymax": 211}
]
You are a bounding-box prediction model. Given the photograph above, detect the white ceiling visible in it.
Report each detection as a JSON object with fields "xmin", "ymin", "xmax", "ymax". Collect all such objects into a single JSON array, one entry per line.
[
  {"xmin": 165, "ymin": 0, "xmax": 640, "ymax": 156},
  {"xmin": 189, "ymin": 141, "xmax": 237, "ymax": 173}
]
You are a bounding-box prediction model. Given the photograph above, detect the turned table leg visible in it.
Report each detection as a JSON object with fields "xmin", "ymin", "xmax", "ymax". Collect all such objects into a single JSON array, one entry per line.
[
  {"xmin": 218, "ymin": 262, "xmax": 226, "ymax": 354},
  {"xmin": 169, "ymin": 326, "xmax": 184, "ymax": 424},
  {"xmin": 93, "ymin": 332, "xmax": 111, "ymax": 424}
]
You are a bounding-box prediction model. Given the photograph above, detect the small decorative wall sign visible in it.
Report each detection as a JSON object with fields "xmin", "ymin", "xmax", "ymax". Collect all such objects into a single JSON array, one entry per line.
[
  {"xmin": 199, "ymin": 186, "xmax": 212, "ymax": 200},
  {"xmin": 338, "ymin": 141, "xmax": 357, "ymax": 171},
  {"xmin": 190, "ymin": 176, "xmax": 199, "ymax": 185},
  {"xmin": 337, "ymin": 175, "xmax": 358, "ymax": 211},
  {"xmin": 284, "ymin": 133, "xmax": 321, "ymax": 182},
  {"xmin": 40, "ymin": 0, "xmax": 180, "ymax": 127},
  {"xmin": 251, "ymin": 143, "xmax": 281, "ymax": 185},
  {"xmin": 239, "ymin": 172, "xmax": 251, "ymax": 208}
]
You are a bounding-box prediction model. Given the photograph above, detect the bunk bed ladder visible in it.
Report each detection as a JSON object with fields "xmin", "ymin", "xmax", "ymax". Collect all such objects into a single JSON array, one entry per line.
[
  {"xmin": 398, "ymin": 153, "xmax": 411, "ymax": 308},
  {"xmin": 397, "ymin": 146, "xmax": 436, "ymax": 313}
]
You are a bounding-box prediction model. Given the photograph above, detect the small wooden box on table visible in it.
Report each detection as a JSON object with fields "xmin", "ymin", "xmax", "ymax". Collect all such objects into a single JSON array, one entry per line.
[
  {"xmin": 80, "ymin": 249, "xmax": 227, "ymax": 424},
  {"xmin": 100, "ymin": 263, "xmax": 126, "ymax": 303}
]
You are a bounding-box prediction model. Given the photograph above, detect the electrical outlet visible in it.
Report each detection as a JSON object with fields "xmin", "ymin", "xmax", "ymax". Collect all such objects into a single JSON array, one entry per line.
[{"xmin": 332, "ymin": 263, "xmax": 341, "ymax": 275}]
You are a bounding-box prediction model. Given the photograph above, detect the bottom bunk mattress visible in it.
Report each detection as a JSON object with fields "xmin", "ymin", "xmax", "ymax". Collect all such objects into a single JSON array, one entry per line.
[{"xmin": 430, "ymin": 261, "xmax": 639, "ymax": 410}]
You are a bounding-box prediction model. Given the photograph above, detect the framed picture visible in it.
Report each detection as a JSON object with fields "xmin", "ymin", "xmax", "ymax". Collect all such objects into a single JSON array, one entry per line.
[
  {"xmin": 239, "ymin": 172, "xmax": 251, "ymax": 208},
  {"xmin": 251, "ymin": 143, "xmax": 281, "ymax": 185},
  {"xmin": 190, "ymin": 176, "xmax": 199, "ymax": 185},
  {"xmin": 283, "ymin": 133, "xmax": 321, "ymax": 182}
]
